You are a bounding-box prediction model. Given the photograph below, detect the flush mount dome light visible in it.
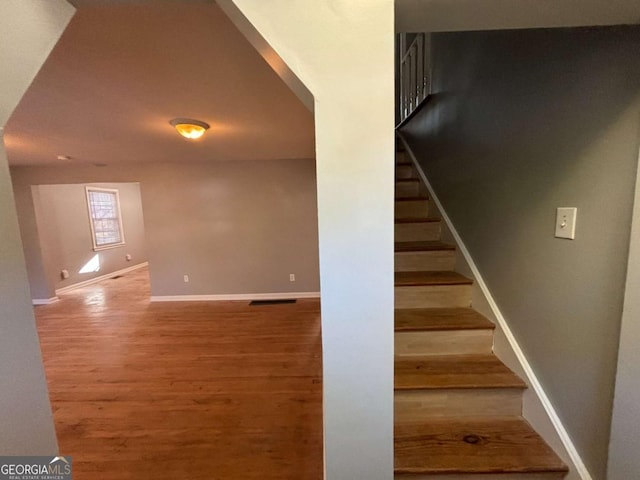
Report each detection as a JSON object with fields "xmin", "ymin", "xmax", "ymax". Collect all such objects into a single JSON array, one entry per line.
[{"xmin": 169, "ymin": 118, "xmax": 210, "ymax": 140}]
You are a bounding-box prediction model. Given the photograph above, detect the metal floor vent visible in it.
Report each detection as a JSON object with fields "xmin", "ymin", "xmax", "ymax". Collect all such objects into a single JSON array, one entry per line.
[{"xmin": 249, "ymin": 299, "xmax": 296, "ymax": 306}]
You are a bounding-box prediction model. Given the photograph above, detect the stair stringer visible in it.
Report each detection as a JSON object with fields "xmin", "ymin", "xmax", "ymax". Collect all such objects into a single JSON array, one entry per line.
[{"xmin": 397, "ymin": 133, "xmax": 591, "ymax": 480}]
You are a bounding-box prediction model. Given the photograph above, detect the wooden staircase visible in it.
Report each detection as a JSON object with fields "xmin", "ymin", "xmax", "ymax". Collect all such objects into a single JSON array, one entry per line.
[{"xmin": 393, "ymin": 148, "xmax": 568, "ymax": 479}]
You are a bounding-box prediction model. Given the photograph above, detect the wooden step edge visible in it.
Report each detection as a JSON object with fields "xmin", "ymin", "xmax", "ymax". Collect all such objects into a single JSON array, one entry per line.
[
  {"xmin": 394, "ymin": 308, "xmax": 496, "ymax": 332},
  {"xmin": 394, "ymin": 324, "xmax": 496, "ymax": 332},
  {"xmin": 394, "ymin": 381, "xmax": 527, "ymax": 391},
  {"xmin": 393, "ymin": 471, "xmax": 567, "ymax": 480},
  {"xmin": 395, "ymin": 217, "xmax": 440, "ymax": 224},
  {"xmin": 395, "ymin": 197, "xmax": 429, "ymax": 202},
  {"xmin": 394, "ymin": 465, "xmax": 570, "ymax": 475},
  {"xmin": 395, "ymin": 178, "xmax": 419, "ymax": 183},
  {"xmin": 395, "ymin": 271, "xmax": 473, "ymax": 287},
  {"xmin": 395, "ymin": 242, "xmax": 456, "ymax": 253}
]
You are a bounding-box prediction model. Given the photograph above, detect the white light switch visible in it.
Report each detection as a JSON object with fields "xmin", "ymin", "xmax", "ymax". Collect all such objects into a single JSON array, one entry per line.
[{"xmin": 555, "ymin": 207, "xmax": 577, "ymax": 239}]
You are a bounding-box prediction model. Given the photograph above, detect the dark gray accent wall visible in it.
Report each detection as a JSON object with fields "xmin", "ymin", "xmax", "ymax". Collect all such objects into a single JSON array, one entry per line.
[{"xmin": 400, "ymin": 26, "xmax": 640, "ymax": 478}]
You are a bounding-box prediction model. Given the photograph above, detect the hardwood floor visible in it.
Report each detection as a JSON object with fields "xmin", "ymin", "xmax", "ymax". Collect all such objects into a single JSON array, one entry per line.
[{"xmin": 34, "ymin": 268, "xmax": 323, "ymax": 480}]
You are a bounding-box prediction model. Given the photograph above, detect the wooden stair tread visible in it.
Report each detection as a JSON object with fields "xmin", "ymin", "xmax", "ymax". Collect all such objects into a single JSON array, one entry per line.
[
  {"xmin": 394, "ymin": 417, "xmax": 568, "ymax": 475},
  {"xmin": 395, "ymin": 308, "xmax": 495, "ymax": 332},
  {"xmin": 395, "ymin": 271, "xmax": 472, "ymax": 287},
  {"xmin": 395, "ymin": 354, "xmax": 526, "ymax": 390},
  {"xmin": 395, "ymin": 217, "xmax": 440, "ymax": 224},
  {"xmin": 395, "ymin": 241, "xmax": 455, "ymax": 253}
]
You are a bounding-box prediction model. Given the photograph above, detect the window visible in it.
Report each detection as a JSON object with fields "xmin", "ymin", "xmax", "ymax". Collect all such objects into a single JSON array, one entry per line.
[{"xmin": 86, "ymin": 187, "xmax": 125, "ymax": 250}]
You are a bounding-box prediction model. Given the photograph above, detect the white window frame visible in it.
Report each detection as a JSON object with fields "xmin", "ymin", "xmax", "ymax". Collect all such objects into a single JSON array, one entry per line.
[{"xmin": 85, "ymin": 187, "xmax": 126, "ymax": 251}]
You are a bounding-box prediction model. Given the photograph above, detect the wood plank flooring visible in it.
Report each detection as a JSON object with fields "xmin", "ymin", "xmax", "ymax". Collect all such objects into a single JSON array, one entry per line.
[{"xmin": 34, "ymin": 268, "xmax": 323, "ymax": 480}]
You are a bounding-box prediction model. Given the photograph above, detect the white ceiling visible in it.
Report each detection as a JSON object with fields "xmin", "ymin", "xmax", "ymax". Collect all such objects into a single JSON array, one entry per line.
[
  {"xmin": 396, "ymin": 0, "xmax": 640, "ymax": 32},
  {"xmin": 5, "ymin": 1, "xmax": 315, "ymax": 167}
]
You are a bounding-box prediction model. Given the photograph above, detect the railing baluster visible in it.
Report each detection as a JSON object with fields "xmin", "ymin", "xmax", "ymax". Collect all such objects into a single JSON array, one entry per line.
[{"xmin": 398, "ymin": 33, "xmax": 431, "ymax": 123}]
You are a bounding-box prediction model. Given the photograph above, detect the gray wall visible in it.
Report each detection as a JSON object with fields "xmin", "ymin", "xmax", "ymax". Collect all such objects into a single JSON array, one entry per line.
[
  {"xmin": 0, "ymin": 0, "xmax": 75, "ymax": 455},
  {"xmin": 15, "ymin": 183, "xmax": 53, "ymax": 300},
  {"xmin": 0, "ymin": 139, "xmax": 59, "ymax": 455},
  {"xmin": 400, "ymin": 26, "xmax": 640, "ymax": 479},
  {"xmin": 11, "ymin": 159, "xmax": 320, "ymax": 299},
  {"xmin": 34, "ymin": 183, "xmax": 147, "ymax": 293}
]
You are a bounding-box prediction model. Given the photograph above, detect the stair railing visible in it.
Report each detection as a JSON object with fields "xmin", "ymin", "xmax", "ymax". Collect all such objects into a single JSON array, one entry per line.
[{"xmin": 398, "ymin": 33, "xmax": 431, "ymax": 125}]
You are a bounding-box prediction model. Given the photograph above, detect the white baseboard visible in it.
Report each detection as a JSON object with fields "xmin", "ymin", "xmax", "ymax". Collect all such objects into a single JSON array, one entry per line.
[
  {"xmin": 55, "ymin": 262, "xmax": 149, "ymax": 295},
  {"xmin": 32, "ymin": 297, "xmax": 60, "ymax": 305},
  {"xmin": 397, "ymin": 133, "xmax": 592, "ymax": 480},
  {"xmin": 150, "ymin": 291, "xmax": 320, "ymax": 302}
]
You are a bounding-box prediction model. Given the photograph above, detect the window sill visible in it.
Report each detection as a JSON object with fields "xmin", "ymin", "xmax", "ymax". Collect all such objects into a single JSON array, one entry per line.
[{"xmin": 93, "ymin": 242, "xmax": 126, "ymax": 252}]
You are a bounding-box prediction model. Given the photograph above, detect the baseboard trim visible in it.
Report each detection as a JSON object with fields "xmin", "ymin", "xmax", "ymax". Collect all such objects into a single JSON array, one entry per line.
[
  {"xmin": 150, "ymin": 291, "xmax": 321, "ymax": 302},
  {"xmin": 55, "ymin": 262, "xmax": 149, "ymax": 295},
  {"xmin": 32, "ymin": 297, "xmax": 60, "ymax": 305},
  {"xmin": 397, "ymin": 133, "xmax": 592, "ymax": 480}
]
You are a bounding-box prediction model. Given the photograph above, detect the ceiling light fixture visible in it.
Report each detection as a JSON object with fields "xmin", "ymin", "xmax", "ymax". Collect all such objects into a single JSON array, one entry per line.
[{"xmin": 169, "ymin": 118, "xmax": 210, "ymax": 140}]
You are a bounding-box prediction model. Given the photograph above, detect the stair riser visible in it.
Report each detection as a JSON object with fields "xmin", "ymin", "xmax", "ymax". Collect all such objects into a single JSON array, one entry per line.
[
  {"xmin": 395, "ymin": 330, "xmax": 493, "ymax": 357},
  {"xmin": 395, "ymin": 251, "xmax": 455, "ymax": 272},
  {"xmin": 395, "ymin": 201, "xmax": 429, "ymax": 219},
  {"xmin": 395, "ymin": 474, "xmax": 566, "ymax": 480},
  {"xmin": 395, "ymin": 182, "xmax": 420, "ymax": 198},
  {"xmin": 395, "ymin": 388, "xmax": 523, "ymax": 421},
  {"xmin": 396, "ymin": 151, "xmax": 408, "ymax": 164},
  {"xmin": 395, "ymin": 222, "xmax": 441, "ymax": 242},
  {"xmin": 395, "ymin": 285, "xmax": 472, "ymax": 308},
  {"xmin": 396, "ymin": 165, "xmax": 416, "ymax": 179}
]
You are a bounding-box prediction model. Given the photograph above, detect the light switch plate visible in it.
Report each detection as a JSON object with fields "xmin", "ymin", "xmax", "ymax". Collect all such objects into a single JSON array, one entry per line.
[{"xmin": 555, "ymin": 207, "xmax": 577, "ymax": 239}]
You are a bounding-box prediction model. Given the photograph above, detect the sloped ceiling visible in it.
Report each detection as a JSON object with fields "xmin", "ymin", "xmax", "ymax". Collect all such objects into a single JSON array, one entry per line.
[{"xmin": 5, "ymin": 1, "xmax": 315, "ymax": 166}]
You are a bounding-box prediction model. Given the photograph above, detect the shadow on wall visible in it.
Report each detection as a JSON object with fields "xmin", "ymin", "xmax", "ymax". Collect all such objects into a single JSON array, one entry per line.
[{"xmin": 400, "ymin": 25, "xmax": 640, "ymax": 479}]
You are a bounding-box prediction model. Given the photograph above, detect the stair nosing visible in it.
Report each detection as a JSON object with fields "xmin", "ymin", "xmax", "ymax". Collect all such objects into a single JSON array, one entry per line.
[
  {"xmin": 395, "ymin": 325, "xmax": 495, "ymax": 332},
  {"xmin": 394, "ymin": 383, "xmax": 527, "ymax": 391},
  {"xmin": 395, "ymin": 241, "xmax": 456, "ymax": 253},
  {"xmin": 394, "ymin": 465, "xmax": 570, "ymax": 475},
  {"xmin": 395, "ymin": 271, "xmax": 473, "ymax": 287},
  {"xmin": 395, "ymin": 217, "xmax": 440, "ymax": 224},
  {"xmin": 395, "ymin": 198, "xmax": 429, "ymax": 204}
]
